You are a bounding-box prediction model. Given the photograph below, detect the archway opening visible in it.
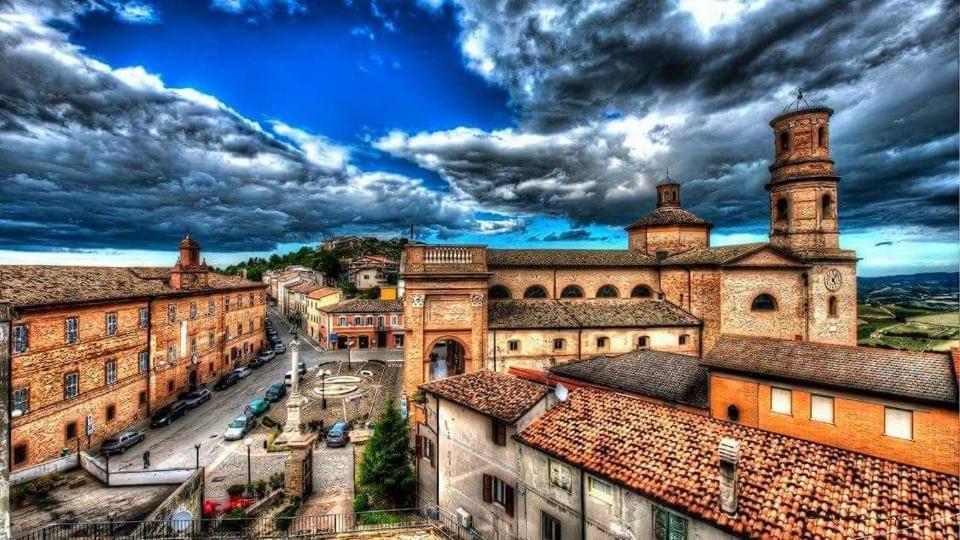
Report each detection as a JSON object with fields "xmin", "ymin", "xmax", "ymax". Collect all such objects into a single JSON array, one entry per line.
[
  {"xmin": 489, "ymin": 285, "xmax": 511, "ymax": 299},
  {"xmin": 631, "ymin": 285, "xmax": 652, "ymax": 298},
  {"xmin": 428, "ymin": 338, "xmax": 467, "ymax": 381},
  {"xmin": 524, "ymin": 285, "xmax": 549, "ymax": 299},
  {"xmin": 560, "ymin": 285, "xmax": 584, "ymax": 298}
]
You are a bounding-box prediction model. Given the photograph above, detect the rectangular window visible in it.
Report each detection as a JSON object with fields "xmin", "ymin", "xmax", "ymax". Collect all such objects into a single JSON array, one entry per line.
[
  {"xmin": 354, "ymin": 316, "xmax": 361, "ymax": 325},
  {"xmin": 249, "ymin": 293, "xmax": 254, "ymax": 306},
  {"xmin": 64, "ymin": 372, "xmax": 79, "ymax": 399},
  {"xmin": 492, "ymin": 418, "xmax": 507, "ymax": 446},
  {"xmin": 679, "ymin": 334, "xmax": 688, "ymax": 346},
  {"xmin": 541, "ymin": 512, "xmax": 561, "ymax": 540},
  {"xmin": 553, "ymin": 338, "xmax": 564, "ymax": 350},
  {"xmin": 237, "ymin": 294, "xmax": 244, "ymax": 308},
  {"xmin": 637, "ymin": 336, "xmax": 648, "ymax": 348},
  {"xmin": 884, "ymin": 407, "xmax": 913, "ymax": 440},
  {"xmin": 12, "ymin": 387, "xmax": 29, "ymax": 415},
  {"xmin": 106, "ymin": 403, "xmax": 116, "ymax": 421},
  {"xmin": 653, "ymin": 506, "xmax": 688, "ymax": 540},
  {"xmin": 64, "ymin": 422, "xmax": 78, "ymax": 441},
  {"xmin": 66, "ymin": 317, "xmax": 79, "ymax": 344},
  {"xmin": 139, "ymin": 307, "xmax": 149, "ymax": 329},
  {"xmin": 493, "ymin": 476, "xmax": 508, "ymax": 506},
  {"xmin": 548, "ymin": 459, "xmax": 572, "ymax": 492},
  {"xmin": 168, "ymin": 344, "xmax": 176, "ymax": 363},
  {"xmin": 236, "ymin": 323, "xmax": 242, "ymax": 336},
  {"xmin": 167, "ymin": 304, "xmax": 176, "ymax": 323},
  {"xmin": 106, "ymin": 312, "xmax": 117, "ymax": 336},
  {"xmin": 508, "ymin": 340, "xmax": 520, "ymax": 352},
  {"xmin": 596, "ymin": 336, "xmax": 608, "ymax": 349},
  {"xmin": 339, "ymin": 316, "xmax": 347, "ymax": 326},
  {"xmin": 139, "ymin": 391, "xmax": 148, "ymax": 406},
  {"xmin": 391, "ymin": 315, "xmax": 398, "ymax": 325},
  {"xmin": 225, "ymin": 297, "xmax": 230, "ymax": 311},
  {"xmin": 588, "ymin": 476, "xmax": 614, "ymax": 504},
  {"xmin": 208, "ymin": 299, "xmax": 216, "ymax": 315},
  {"xmin": 771, "ymin": 387, "xmax": 792, "ymax": 415},
  {"xmin": 248, "ymin": 320, "xmax": 254, "ymax": 333},
  {"xmin": 810, "ymin": 394, "xmax": 834, "ymax": 423},
  {"xmin": 14, "ymin": 324, "xmax": 28, "ymax": 353},
  {"xmin": 209, "ymin": 332, "xmax": 215, "ymax": 349},
  {"xmin": 13, "ymin": 444, "xmax": 27, "ymax": 466},
  {"xmin": 190, "ymin": 302, "xmax": 197, "ymax": 319},
  {"xmin": 191, "ymin": 337, "xmax": 197, "ymax": 355},
  {"xmin": 139, "ymin": 350, "xmax": 149, "ymax": 372},
  {"xmin": 105, "ymin": 360, "xmax": 117, "ymax": 385}
]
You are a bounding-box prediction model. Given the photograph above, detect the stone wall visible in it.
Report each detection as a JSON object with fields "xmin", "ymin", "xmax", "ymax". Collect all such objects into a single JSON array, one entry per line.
[
  {"xmin": 709, "ymin": 373, "xmax": 959, "ymax": 474},
  {"xmin": 132, "ymin": 468, "xmax": 204, "ymax": 536},
  {"xmin": 1, "ymin": 301, "xmax": 11, "ymax": 540},
  {"xmin": 489, "ymin": 267, "xmax": 660, "ymax": 300}
]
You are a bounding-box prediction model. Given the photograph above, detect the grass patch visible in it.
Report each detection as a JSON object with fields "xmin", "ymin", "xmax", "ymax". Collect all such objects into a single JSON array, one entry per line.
[
  {"xmin": 908, "ymin": 311, "xmax": 960, "ymax": 328},
  {"xmin": 858, "ymin": 304, "xmax": 893, "ymax": 319}
]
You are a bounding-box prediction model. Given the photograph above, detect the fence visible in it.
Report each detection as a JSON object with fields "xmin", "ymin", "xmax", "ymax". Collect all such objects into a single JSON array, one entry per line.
[
  {"xmin": 10, "ymin": 453, "xmax": 79, "ymax": 486},
  {"xmin": 16, "ymin": 506, "xmax": 483, "ymax": 539}
]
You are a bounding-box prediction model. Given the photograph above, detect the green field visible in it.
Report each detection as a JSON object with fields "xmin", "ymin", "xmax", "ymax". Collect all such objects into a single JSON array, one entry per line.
[
  {"xmin": 857, "ymin": 304, "xmax": 893, "ymax": 319},
  {"xmin": 907, "ymin": 311, "xmax": 960, "ymax": 327}
]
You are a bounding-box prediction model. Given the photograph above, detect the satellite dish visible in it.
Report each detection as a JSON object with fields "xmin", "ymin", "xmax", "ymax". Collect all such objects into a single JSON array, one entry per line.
[
  {"xmin": 555, "ymin": 383, "xmax": 569, "ymax": 402},
  {"xmin": 170, "ymin": 510, "xmax": 193, "ymax": 532}
]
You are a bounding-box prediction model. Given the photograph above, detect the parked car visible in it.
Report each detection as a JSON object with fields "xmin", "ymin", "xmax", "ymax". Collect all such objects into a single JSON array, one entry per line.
[
  {"xmin": 101, "ymin": 431, "xmax": 145, "ymax": 454},
  {"xmin": 224, "ymin": 414, "xmax": 256, "ymax": 441},
  {"xmin": 326, "ymin": 422, "xmax": 350, "ymax": 447},
  {"xmin": 150, "ymin": 401, "xmax": 189, "ymax": 427},
  {"xmin": 245, "ymin": 399, "xmax": 270, "ymax": 416},
  {"xmin": 183, "ymin": 389, "xmax": 212, "ymax": 408},
  {"xmin": 213, "ymin": 372, "xmax": 239, "ymax": 391},
  {"xmin": 274, "ymin": 343, "xmax": 286, "ymax": 354},
  {"xmin": 297, "ymin": 361, "xmax": 307, "ymax": 374},
  {"xmin": 265, "ymin": 383, "xmax": 286, "ymax": 402},
  {"xmin": 248, "ymin": 356, "xmax": 267, "ymax": 369},
  {"xmin": 234, "ymin": 366, "xmax": 252, "ymax": 379},
  {"xmin": 258, "ymin": 350, "xmax": 276, "ymax": 362}
]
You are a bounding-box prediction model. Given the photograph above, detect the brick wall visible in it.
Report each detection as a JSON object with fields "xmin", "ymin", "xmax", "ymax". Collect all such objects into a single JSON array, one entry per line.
[
  {"xmin": 709, "ymin": 373, "xmax": 959, "ymax": 474},
  {"xmin": 489, "ymin": 267, "xmax": 661, "ymax": 300}
]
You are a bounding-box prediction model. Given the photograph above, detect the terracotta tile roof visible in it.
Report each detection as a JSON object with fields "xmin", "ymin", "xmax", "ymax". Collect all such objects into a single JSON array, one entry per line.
[
  {"xmin": 549, "ymin": 349, "xmax": 708, "ymax": 408},
  {"xmin": 0, "ymin": 265, "xmax": 263, "ymax": 309},
  {"xmin": 704, "ymin": 334, "xmax": 958, "ymax": 405},
  {"xmin": 419, "ymin": 370, "xmax": 548, "ymax": 424},
  {"xmin": 487, "ymin": 249, "xmax": 658, "ymax": 267},
  {"xmin": 326, "ymin": 298, "xmax": 402, "ymax": 314},
  {"xmin": 488, "ymin": 299, "xmax": 700, "ymax": 329},
  {"xmin": 488, "ymin": 300, "xmax": 580, "ymax": 329},
  {"xmin": 659, "ymin": 243, "xmax": 769, "ymax": 265},
  {"xmin": 306, "ymin": 287, "xmax": 340, "ymax": 300},
  {"xmin": 625, "ymin": 206, "xmax": 712, "ymax": 229},
  {"xmin": 517, "ymin": 388, "xmax": 960, "ymax": 538},
  {"xmin": 290, "ymin": 283, "xmax": 324, "ymax": 294},
  {"xmin": 353, "ymin": 255, "xmax": 397, "ymax": 265}
]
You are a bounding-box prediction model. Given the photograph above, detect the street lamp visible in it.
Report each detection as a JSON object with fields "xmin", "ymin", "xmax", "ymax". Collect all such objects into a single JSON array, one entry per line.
[
  {"xmin": 194, "ymin": 442, "xmax": 201, "ymax": 470},
  {"xmin": 244, "ymin": 438, "xmax": 253, "ymax": 496},
  {"xmin": 347, "ymin": 339, "xmax": 355, "ymax": 370},
  {"xmin": 319, "ymin": 369, "xmax": 332, "ymax": 409}
]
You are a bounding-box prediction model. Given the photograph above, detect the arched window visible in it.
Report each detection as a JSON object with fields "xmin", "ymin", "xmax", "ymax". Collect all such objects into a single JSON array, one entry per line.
[
  {"xmin": 817, "ymin": 126, "xmax": 827, "ymax": 148},
  {"xmin": 751, "ymin": 294, "xmax": 778, "ymax": 312},
  {"xmin": 560, "ymin": 285, "xmax": 584, "ymax": 298},
  {"xmin": 779, "ymin": 131, "xmax": 790, "ymax": 152},
  {"xmin": 821, "ymin": 193, "xmax": 833, "ymax": 218},
  {"xmin": 489, "ymin": 285, "xmax": 512, "ymax": 299},
  {"xmin": 775, "ymin": 197, "xmax": 789, "ymax": 222},
  {"xmin": 630, "ymin": 285, "xmax": 653, "ymax": 298},
  {"xmin": 596, "ymin": 285, "xmax": 619, "ymax": 298},
  {"xmin": 523, "ymin": 285, "xmax": 549, "ymax": 299},
  {"xmin": 828, "ymin": 296, "xmax": 838, "ymax": 317}
]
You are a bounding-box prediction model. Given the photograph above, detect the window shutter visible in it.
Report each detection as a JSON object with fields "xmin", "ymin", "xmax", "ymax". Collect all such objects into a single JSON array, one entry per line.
[
  {"xmin": 416, "ymin": 435, "xmax": 422, "ymax": 458},
  {"xmin": 482, "ymin": 474, "xmax": 492, "ymax": 503},
  {"xmin": 505, "ymin": 484, "xmax": 515, "ymax": 517},
  {"xmin": 494, "ymin": 419, "xmax": 507, "ymax": 446},
  {"xmin": 429, "ymin": 441, "xmax": 435, "ymax": 467}
]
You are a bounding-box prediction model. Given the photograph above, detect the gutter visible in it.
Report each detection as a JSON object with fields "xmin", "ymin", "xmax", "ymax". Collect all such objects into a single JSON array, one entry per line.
[{"xmin": 579, "ymin": 465, "xmax": 587, "ymax": 540}]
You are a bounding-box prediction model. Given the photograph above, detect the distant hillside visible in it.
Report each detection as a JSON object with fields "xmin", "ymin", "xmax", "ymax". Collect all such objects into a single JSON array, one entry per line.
[
  {"xmin": 858, "ymin": 272, "xmax": 958, "ymax": 307},
  {"xmin": 221, "ymin": 237, "xmax": 408, "ymax": 282},
  {"xmin": 857, "ymin": 272, "xmax": 958, "ymax": 353}
]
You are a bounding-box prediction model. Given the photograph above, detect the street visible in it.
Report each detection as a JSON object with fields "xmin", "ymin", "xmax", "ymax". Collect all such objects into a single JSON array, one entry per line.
[{"xmin": 109, "ymin": 306, "xmax": 402, "ymax": 502}]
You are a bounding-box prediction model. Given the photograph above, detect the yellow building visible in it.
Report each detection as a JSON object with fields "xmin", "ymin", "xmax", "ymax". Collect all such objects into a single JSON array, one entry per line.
[{"xmin": 305, "ymin": 288, "xmax": 341, "ymax": 344}]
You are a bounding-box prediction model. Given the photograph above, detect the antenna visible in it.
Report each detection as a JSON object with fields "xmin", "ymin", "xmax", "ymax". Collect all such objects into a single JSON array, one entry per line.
[{"xmin": 555, "ymin": 382, "xmax": 569, "ymax": 402}]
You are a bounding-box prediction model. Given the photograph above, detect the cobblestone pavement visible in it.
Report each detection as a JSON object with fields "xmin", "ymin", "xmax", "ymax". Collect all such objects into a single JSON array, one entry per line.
[{"xmin": 298, "ymin": 444, "xmax": 355, "ymax": 517}]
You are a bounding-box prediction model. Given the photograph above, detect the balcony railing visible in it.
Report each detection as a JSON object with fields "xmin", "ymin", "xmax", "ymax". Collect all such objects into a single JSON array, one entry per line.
[{"xmin": 424, "ymin": 246, "xmax": 473, "ymax": 264}]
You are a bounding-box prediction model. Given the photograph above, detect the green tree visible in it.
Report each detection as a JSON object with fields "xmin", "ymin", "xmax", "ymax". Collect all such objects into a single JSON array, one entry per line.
[{"xmin": 356, "ymin": 398, "xmax": 415, "ymax": 509}]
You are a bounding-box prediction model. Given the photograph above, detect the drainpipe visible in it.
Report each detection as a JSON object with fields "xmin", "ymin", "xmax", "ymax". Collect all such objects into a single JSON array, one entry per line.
[
  {"xmin": 579, "ymin": 468, "xmax": 586, "ymax": 540},
  {"xmin": 577, "ymin": 328, "xmax": 582, "ymax": 361},
  {"xmin": 145, "ymin": 297, "xmax": 153, "ymax": 417},
  {"xmin": 435, "ymin": 399, "xmax": 441, "ymax": 509},
  {"xmin": 492, "ymin": 330, "xmax": 497, "ymax": 372},
  {"xmin": 552, "ymin": 267, "xmax": 558, "ymax": 299},
  {"xmin": 802, "ymin": 271, "xmax": 810, "ymax": 341},
  {"xmin": 686, "ymin": 267, "xmax": 692, "ymax": 311}
]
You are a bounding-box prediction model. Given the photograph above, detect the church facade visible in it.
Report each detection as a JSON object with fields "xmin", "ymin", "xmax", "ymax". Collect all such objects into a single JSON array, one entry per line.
[{"xmin": 401, "ymin": 102, "xmax": 858, "ymax": 398}]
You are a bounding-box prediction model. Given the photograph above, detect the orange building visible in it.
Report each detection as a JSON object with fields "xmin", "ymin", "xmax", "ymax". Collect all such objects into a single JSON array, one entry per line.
[{"xmin": 1, "ymin": 236, "xmax": 267, "ymax": 470}]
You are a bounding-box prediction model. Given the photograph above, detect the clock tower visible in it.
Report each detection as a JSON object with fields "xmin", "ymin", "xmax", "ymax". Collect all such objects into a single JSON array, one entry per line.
[{"xmin": 170, "ymin": 233, "xmax": 210, "ymax": 290}]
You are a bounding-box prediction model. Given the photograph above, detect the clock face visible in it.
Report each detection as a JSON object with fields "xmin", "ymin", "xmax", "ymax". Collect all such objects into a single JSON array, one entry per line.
[
  {"xmin": 182, "ymin": 273, "xmax": 197, "ymax": 288},
  {"xmin": 824, "ymin": 269, "xmax": 842, "ymax": 291}
]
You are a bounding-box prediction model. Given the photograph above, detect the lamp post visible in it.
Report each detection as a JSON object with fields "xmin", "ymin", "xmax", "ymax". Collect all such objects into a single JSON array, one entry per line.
[
  {"xmin": 244, "ymin": 438, "xmax": 253, "ymax": 496},
  {"xmin": 194, "ymin": 442, "xmax": 201, "ymax": 470},
  {"xmin": 319, "ymin": 369, "xmax": 332, "ymax": 409},
  {"xmin": 347, "ymin": 339, "xmax": 355, "ymax": 370}
]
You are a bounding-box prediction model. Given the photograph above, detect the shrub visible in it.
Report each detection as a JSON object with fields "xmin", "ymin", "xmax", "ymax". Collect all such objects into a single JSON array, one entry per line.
[
  {"xmin": 358, "ymin": 511, "xmax": 403, "ymax": 525},
  {"xmin": 268, "ymin": 472, "xmax": 285, "ymax": 489},
  {"xmin": 353, "ymin": 492, "xmax": 370, "ymax": 513},
  {"xmin": 356, "ymin": 397, "xmax": 415, "ymax": 509},
  {"xmin": 253, "ymin": 479, "xmax": 269, "ymax": 498},
  {"xmin": 226, "ymin": 484, "xmax": 246, "ymax": 497}
]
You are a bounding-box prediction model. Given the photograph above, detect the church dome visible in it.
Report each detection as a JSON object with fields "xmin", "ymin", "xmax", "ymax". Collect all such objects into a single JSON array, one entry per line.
[{"xmin": 625, "ymin": 206, "xmax": 712, "ymax": 230}]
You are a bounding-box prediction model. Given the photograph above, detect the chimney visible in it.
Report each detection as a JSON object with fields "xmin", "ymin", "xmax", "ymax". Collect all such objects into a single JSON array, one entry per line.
[{"xmin": 718, "ymin": 438, "xmax": 740, "ymax": 515}]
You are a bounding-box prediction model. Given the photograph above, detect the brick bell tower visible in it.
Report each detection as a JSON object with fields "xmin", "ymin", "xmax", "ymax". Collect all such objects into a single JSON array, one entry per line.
[
  {"xmin": 170, "ymin": 233, "xmax": 210, "ymax": 290},
  {"xmin": 767, "ymin": 91, "xmax": 839, "ymax": 255}
]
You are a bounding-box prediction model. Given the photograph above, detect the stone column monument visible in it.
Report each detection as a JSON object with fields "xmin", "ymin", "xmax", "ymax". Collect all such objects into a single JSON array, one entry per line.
[{"xmin": 276, "ymin": 340, "xmax": 316, "ymax": 499}]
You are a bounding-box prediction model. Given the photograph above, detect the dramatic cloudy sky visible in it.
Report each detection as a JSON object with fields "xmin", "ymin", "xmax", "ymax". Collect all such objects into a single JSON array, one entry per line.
[{"xmin": 0, "ymin": 0, "xmax": 956, "ymax": 275}]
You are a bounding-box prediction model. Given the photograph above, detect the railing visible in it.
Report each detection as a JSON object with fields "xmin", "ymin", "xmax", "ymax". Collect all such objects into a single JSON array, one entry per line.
[
  {"xmin": 16, "ymin": 506, "xmax": 483, "ymax": 539},
  {"xmin": 424, "ymin": 247, "xmax": 473, "ymax": 264}
]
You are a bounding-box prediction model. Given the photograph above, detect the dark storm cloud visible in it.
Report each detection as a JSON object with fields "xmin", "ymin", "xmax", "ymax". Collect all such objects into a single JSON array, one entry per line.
[
  {"xmin": 380, "ymin": 0, "xmax": 959, "ymax": 239},
  {"xmin": 0, "ymin": 1, "xmax": 501, "ymax": 252},
  {"xmin": 531, "ymin": 229, "xmax": 597, "ymax": 242}
]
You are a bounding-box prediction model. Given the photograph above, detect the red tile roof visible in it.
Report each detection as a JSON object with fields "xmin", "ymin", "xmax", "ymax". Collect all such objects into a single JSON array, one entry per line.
[
  {"xmin": 420, "ymin": 370, "xmax": 548, "ymax": 424},
  {"xmin": 0, "ymin": 265, "xmax": 264, "ymax": 309},
  {"xmin": 517, "ymin": 388, "xmax": 960, "ymax": 538},
  {"xmin": 704, "ymin": 334, "xmax": 958, "ymax": 405},
  {"xmin": 306, "ymin": 287, "xmax": 340, "ymax": 300}
]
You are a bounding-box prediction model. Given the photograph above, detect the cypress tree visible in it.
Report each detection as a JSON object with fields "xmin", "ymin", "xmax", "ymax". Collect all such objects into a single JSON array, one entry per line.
[{"xmin": 356, "ymin": 397, "xmax": 416, "ymax": 509}]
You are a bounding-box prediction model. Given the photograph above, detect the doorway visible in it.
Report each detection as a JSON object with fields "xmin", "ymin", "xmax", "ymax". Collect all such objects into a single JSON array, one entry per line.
[
  {"xmin": 428, "ymin": 339, "xmax": 466, "ymax": 381},
  {"xmin": 376, "ymin": 331, "xmax": 387, "ymax": 348}
]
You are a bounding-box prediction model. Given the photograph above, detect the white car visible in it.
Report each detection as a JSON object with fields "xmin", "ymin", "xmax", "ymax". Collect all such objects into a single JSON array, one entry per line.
[
  {"xmin": 224, "ymin": 414, "xmax": 255, "ymax": 441},
  {"xmin": 234, "ymin": 366, "xmax": 252, "ymax": 379}
]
